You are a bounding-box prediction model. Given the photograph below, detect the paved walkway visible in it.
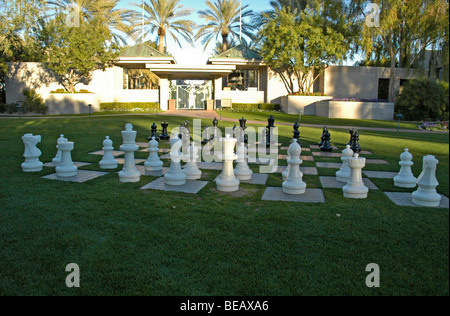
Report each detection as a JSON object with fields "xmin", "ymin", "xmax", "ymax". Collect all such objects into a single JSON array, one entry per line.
[{"xmin": 1, "ymin": 110, "xmax": 448, "ymax": 134}]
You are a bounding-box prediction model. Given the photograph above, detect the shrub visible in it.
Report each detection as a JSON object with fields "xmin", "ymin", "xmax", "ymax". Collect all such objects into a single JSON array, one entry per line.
[
  {"xmin": 229, "ymin": 103, "xmax": 281, "ymax": 112},
  {"xmin": 395, "ymin": 79, "xmax": 447, "ymax": 121},
  {"xmin": 289, "ymin": 92, "xmax": 327, "ymax": 96},
  {"xmin": 20, "ymin": 89, "xmax": 48, "ymax": 114},
  {"xmin": 0, "ymin": 103, "xmax": 19, "ymax": 114},
  {"xmin": 100, "ymin": 102, "xmax": 160, "ymax": 112}
]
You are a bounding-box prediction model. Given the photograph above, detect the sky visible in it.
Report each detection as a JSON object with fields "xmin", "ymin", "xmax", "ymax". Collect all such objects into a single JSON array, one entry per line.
[{"xmin": 116, "ymin": 0, "xmax": 273, "ymax": 65}]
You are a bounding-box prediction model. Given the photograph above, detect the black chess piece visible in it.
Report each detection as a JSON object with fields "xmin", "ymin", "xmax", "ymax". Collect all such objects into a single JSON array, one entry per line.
[
  {"xmin": 232, "ymin": 124, "xmax": 237, "ymax": 138},
  {"xmin": 178, "ymin": 123, "xmax": 184, "ymax": 139},
  {"xmin": 348, "ymin": 128, "xmax": 355, "ymax": 146},
  {"xmin": 212, "ymin": 117, "xmax": 218, "ymax": 128},
  {"xmin": 148, "ymin": 122, "xmax": 160, "ymax": 141},
  {"xmin": 212, "ymin": 117, "xmax": 219, "ymax": 141},
  {"xmin": 160, "ymin": 122, "xmax": 170, "ymax": 140},
  {"xmin": 320, "ymin": 127, "xmax": 332, "ymax": 152},
  {"xmin": 202, "ymin": 125, "xmax": 212, "ymax": 145},
  {"xmin": 239, "ymin": 117, "xmax": 248, "ymax": 143},
  {"xmin": 349, "ymin": 129, "xmax": 361, "ymax": 153},
  {"xmin": 319, "ymin": 126, "xmax": 327, "ymax": 146},
  {"xmin": 293, "ymin": 122, "xmax": 300, "ymax": 141},
  {"xmin": 265, "ymin": 115, "xmax": 276, "ymax": 147}
]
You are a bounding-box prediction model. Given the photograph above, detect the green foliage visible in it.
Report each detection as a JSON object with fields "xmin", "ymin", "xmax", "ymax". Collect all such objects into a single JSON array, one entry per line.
[
  {"xmin": 33, "ymin": 14, "xmax": 119, "ymax": 93},
  {"xmin": 228, "ymin": 103, "xmax": 281, "ymax": 112},
  {"xmin": 19, "ymin": 88, "xmax": 48, "ymax": 114},
  {"xmin": 100, "ymin": 102, "xmax": 160, "ymax": 112},
  {"xmin": 395, "ymin": 79, "xmax": 448, "ymax": 121}
]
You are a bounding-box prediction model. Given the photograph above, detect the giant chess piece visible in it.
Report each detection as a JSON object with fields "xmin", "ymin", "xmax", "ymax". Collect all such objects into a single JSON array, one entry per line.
[
  {"xmin": 216, "ymin": 134, "xmax": 240, "ymax": 192},
  {"xmin": 282, "ymin": 139, "xmax": 307, "ymax": 195},
  {"xmin": 184, "ymin": 142, "xmax": 202, "ymax": 180},
  {"xmin": 164, "ymin": 137, "xmax": 187, "ymax": 186},
  {"xmin": 212, "ymin": 117, "xmax": 220, "ymax": 141},
  {"xmin": 239, "ymin": 117, "xmax": 248, "ymax": 144},
  {"xmin": 118, "ymin": 123, "xmax": 141, "ymax": 183},
  {"xmin": 336, "ymin": 145, "xmax": 353, "ymax": 183},
  {"xmin": 234, "ymin": 141, "xmax": 253, "ymax": 181},
  {"xmin": 266, "ymin": 115, "xmax": 276, "ymax": 147},
  {"xmin": 148, "ymin": 123, "xmax": 160, "ymax": 142},
  {"xmin": 318, "ymin": 126, "xmax": 327, "ymax": 147},
  {"xmin": 412, "ymin": 155, "xmax": 441, "ymax": 207},
  {"xmin": 293, "ymin": 122, "xmax": 300, "ymax": 143},
  {"xmin": 259, "ymin": 127, "xmax": 267, "ymax": 147},
  {"xmin": 343, "ymin": 153, "xmax": 368, "ymax": 199},
  {"xmin": 99, "ymin": 136, "xmax": 118, "ymax": 169},
  {"xmin": 21, "ymin": 133, "xmax": 43, "ymax": 172},
  {"xmin": 55, "ymin": 140, "xmax": 78, "ymax": 178},
  {"xmin": 349, "ymin": 129, "xmax": 361, "ymax": 153},
  {"xmin": 52, "ymin": 134, "xmax": 67, "ymax": 166},
  {"xmin": 393, "ymin": 148, "xmax": 417, "ymax": 188},
  {"xmin": 320, "ymin": 127, "xmax": 333, "ymax": 152},
  {"xmin": 202, "ymin": 125, "xmax": 212, "ymax": 145},
  {"xmin": 347, "ymin": 128, "xmax": 355, "ymax": 146},
  {"xmin": 160, "ymin": 121, "xmax": 170, "ymax": 140},
  {"xmin": 144, "ymin": 137, "xmax": 163, "ymax": 172}
]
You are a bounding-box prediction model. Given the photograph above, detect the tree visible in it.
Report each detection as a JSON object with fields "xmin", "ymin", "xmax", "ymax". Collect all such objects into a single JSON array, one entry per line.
[
  {"xmin": 359, "ymin": 0, "xmax": 448, "ymax": 101},
  {"xmin": 129, "ymin": 0, "xmax": 195, "ymax": 53},
  {"xmin": 33, "ymin": 14, "xmax": 119, "ymax": 93},
  {"xmin": 195, "ymin": 0, "xmax": 256, "ymax": 52},
  {"xmin": 258, "ymin": 3, "xmax": 349, "ymax": 95}
]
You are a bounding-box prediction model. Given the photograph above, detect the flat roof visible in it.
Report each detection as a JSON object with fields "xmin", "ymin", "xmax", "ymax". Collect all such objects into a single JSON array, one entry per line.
[{"xmin": 146, "ymin": 64, "xmax": 236, "ymax": 80}]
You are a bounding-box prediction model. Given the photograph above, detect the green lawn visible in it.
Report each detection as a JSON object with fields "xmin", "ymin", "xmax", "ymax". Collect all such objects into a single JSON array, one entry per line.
[
  {"xmin": 217, "ymin": 110, "xmax": 423, "ymax": 130},
  {"xmin": 0, "ymin": 115, "xmax": 448, "ymax": 296}
]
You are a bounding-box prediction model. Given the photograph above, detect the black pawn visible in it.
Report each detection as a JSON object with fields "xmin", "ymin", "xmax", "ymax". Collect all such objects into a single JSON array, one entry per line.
[
  {"xmin": 348, "ymin": 128, "xmax": 355, "ymax": 146},
  {"xmin": 349, "ymin": 129, "xmax": 361, "ymax": 153},
  {"xmin": 202, "ymin": 125, "xmax": 211, "ymax": 145},
  {"xmin": 160, "ymin": 122, "xmax": 170, "ymax": 140},
  {"xmin": 149, "ymin": 122, "xmax": 159, "ymax": 141},
  {"xmin": 318, "ymin": 126, "xmax": 327, "ymax": 147},
  {"xmin": 178, "ymin": 123, "xmax": 184, "ymax": 139},
  {"xmin": 239, "ymin": 117, "xmax": 248, "ymax": 143},
  {"xmin": 232, "ymin": 124, "xmax": 237, "ymax": 138},
  {"xmin": 320, "ymin": 128, "xmax": 332, "ymax": 152},
  {"xmin": 212, "ymin": 117, "xmax": 218, "ymax": 128},
  {"xmin": 293, "ymin": 122, "xmax": 300, "ymax": 143}
]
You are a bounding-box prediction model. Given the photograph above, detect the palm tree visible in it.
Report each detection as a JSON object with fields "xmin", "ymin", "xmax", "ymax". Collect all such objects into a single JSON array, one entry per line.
[
  {"xmin": 253, "ymin": 0, "xmax": 307, "ymax": 27},
  {"xmin": 129, "ymin": 0, "xmax": 196, "ymax": 53},
  {"xmin": 195, "ymin": 0, "xmax": 256, "ymax": 52},
  {"xmin": 45, "ymin": 0, "xmax": 133, "ymax": 46}
]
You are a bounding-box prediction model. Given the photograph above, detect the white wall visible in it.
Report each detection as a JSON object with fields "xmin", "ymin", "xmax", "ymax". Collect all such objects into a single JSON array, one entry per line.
[{"xmin": 221, "ymin": 90, "xmax": 265, "ymax": 104}]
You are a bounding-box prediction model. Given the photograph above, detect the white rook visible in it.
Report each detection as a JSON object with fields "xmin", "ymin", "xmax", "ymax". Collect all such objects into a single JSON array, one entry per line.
[
  {"xmin": 343, "ymin": 153, "xmax": 368, "ymax": 199},
  {"xmin": 55, "ymin": 140, "xmax": 78, "ymax": 178}
]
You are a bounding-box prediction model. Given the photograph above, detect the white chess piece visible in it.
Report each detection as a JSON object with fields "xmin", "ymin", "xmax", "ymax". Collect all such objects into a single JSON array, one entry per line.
[
  {"xmin": 216, "ymin": 134, "xmax": 240, "ymax": 192},
  {"xmin": 336, "ymin": 145, "xmax": 354, "ymax": 183},
  {"xmin": 164, "ymin": 137, "xmax": 187, "ymax": 186},
  {"xmin": 118, "ymin": 123, "xmax": 140, "ymax": 183},
  {"xmin": 282, "ymin": 140, "xmax": 294, "ymax": 181},
  {"xmin": 234, "ymin": 141, "xmax": 253, "ymax": 181},
  {"xmin": 282, "ymin": 139, "xmax": 306, "ymax": 195},
  {"xmin": 99, "ymin": 136, "xmax": 118, "ymax": 169},
  {"xmin": 21, "ymin": 134, "xmax": 43, "ymax": 172},
  {"xmin": 343, "ymin": 153, "xmax": 369, "ymax": 199},
  {"xmin": 52, "ymin": 134, "xmax": 67, "ymax": 166},
  {"xmin": 184, "ymin": 142, "xmax": 202, "ymax": 180},
  {"xmin": 55, "ymin": 140, "xmax": 78, "ymax": 178},
  {"xmin": 144, "ymin": 137, "xmax": 163, "ymax": 172},
  {"xmin": 393, "ymin": 148, "xmax": 417, "ymax": 188},
  {"xmin": 412, "ymin": 155, "xmax": 441, "ymax": 207}
]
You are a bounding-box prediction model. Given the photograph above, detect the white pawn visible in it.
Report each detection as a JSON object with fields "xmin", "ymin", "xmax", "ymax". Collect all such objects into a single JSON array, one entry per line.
[
  {"xmin": 343, "ymin": 153, "xmax": 368, "ymax": 199},
  {"xmin": 336, "ymin": 145, "xmax": 354, "ymax": 183},
  {"xmin": 55, "ymin": 140, "xmax": 78, "ymax": 178},
  {"xmin": 118, "ymin": 123, "xmax": 140, "ymax": 183},
  {"xmin": 52, "ymin": 134, "xmax": 67, "ymax": 166},
  {"xmin": 216, "ymin": 134, "xmax": 240, "ymax": 192},
  {"xmin": 21, "ymin": 134, "xmax": 43, "ymax": 172},
  {"xmin": 412, "ymin": 155, "xmax": 441, "ymax": 207},
  {"xmin": 184, "ymin": 142, "xmax": 202, "ymax": 180},
  {"xmin": 164, "ymin": 137, "xmax": 187, "ymax": 186},
  {"xmin": 394, "ymin": 148, "xmax": 417, "ymax": 188},
  {"xmin": 282, "ymin": 139, "xmax": 306, "ymax": 195},
  {"xmin": 145, "ymin": 137, "xmax": 163, "ymax": 172},
  {"xmin": 99, "ymin": 136, "xmax": 118, "ymax": 169},
  {"xmin": 234, "ymin": 142, "xmax": 253, "ymax": 181}
]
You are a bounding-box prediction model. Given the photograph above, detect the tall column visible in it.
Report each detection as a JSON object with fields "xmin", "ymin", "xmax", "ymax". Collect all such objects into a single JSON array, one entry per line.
[
  {"xmin": 159, "ymin": 76, "xmax": 169, "ymax": 111},
  {"xmin": 214, "ymin": 77, "xmax": 223, "ymax": 109}
]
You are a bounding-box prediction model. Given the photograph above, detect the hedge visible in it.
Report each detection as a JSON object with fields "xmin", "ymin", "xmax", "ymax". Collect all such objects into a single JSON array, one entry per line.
[
  {"xmin": 100, "ymin": 102, "xmax": 160, "ymax": 112},
  {"xmin": 228, "ymin": 103, "xmax": 281, "ymax": 112}
]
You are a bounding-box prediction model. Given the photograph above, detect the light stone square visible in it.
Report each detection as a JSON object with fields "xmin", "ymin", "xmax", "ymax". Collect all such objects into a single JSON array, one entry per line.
[
  {"xmin": 42, "ymin": 170, "xmax": 109, "ymax": 183},
  {"xmin": 310, "ymin": 144, "xmax": 339, "ymax": 150},
  {"xmin": 262, "ymin": 187, "xmax": 325, "ymax": 203},
  {"xmin": 213, "ymin": 173, "xmax": 268, "ymax": 185},
  {"xmin": 319, "ymin": 176, "xmax": 378, "ymax": 190},
  {"xmin": 89, "ymin": 150, "xmax": 124, "ymax": 157},
  {"xmin": 312, "ymin": 152, "xmax": 342, "ymax": 158},
  {"xmin": 140, "ymin": 177, "xmax": 209, "ymax": 194},
  {"xmin": 365, "ymin": 159, "xmax": 390, "ymax": 165},
  {"xmin": 384, "ymin": 192, "xmax": 449, "ymax": 209},
  {"xmin": 44, "ymin": 161, "xmax": 92, "ymax": 168},
  {"xmin": 316, "ymin": 162, "xmax": 342, "ymax": 169},
  {"xmin": 363, "ymin": 171, "xmax": 398, "ymax": 179},
  {"xmin": 115, "ymin": 158, "xmax": 146, "ymax": 165}
]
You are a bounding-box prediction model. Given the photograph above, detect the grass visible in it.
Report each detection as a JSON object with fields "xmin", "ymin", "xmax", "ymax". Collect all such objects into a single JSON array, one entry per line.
[
  {"xmin": 0, "ymin": 115, "xmax": 448, "ymax": 296},
  {"xmin": 217, "ymin": 110, "xmax": 423, "ymax": 130}
]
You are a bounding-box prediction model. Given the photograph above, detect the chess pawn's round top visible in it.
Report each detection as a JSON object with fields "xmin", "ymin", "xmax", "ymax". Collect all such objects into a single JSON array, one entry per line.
[
  {"xmin": 103, "ymin": 136, "xmax": 113, "ymax": 149},
  {"xmin": 213, "ymin": 117, "xmax": 218, "ymax": 127},
  {"xmin": 400, "ymin": 148, "xmax": 413, "ymax": 164}
]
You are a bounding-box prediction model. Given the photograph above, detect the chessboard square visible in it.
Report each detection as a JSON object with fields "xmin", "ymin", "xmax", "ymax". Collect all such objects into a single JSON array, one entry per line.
[
  {"xmin": 140, "ymin": 177, "xmax": 208, "ymax": 194},
  {"xmin": 319, "ymin": 176, "xmax": 378, "ymax": 190},
  {"xmin": 116, "ymin": 158, "xmax": 146, "ymax": 165},
  {"xmin": 89, "ymin": 150, "xmax": 124, "ymax": 157},
  {"xmin": 145, "ymin": 167, "xmax": 170, "ymax": 177},
  {"xmin": 262, "ymin": 187, "xmax": 325, "ymax": 203},
  {"xmin": 42, "ymin": 170, "xmax": 109, "ymax": 183},
  {"xmin": 241, "ymin": 173, "xmax": 268, "ymax": 185},
  {"xmin": 363, "ymin": 171, "xmax": 398, "ymax": 179},
  {"xmin": 312, "ymin": 152, "xmax": 342, "ymax": 158},
  {"xmin": 310, "ymin": 145, "xmax": 339, "ymax": 150},
  {"xmin": 384, "ymin": 192, "xmax": 449, "ymax": 209},
  {"xmin": 360, "ymin": 151, "xmax": 373, "ymax": 155},
  {"xmin": 136, "ymin": 142, "xmax": 149, "ymax": 148},
  {"xmin": 44, "ymin": 161, "xmax": 92, "ymax": 168},
  {"xmin": 366, "ymin": 159, "xmax": 390, "ymax": 165},
  {"xmin": 197, "ymin": 162, "xmax": 223, "ymax": 170},
  {"xmin": 259, "ymin": 166, "xmax": 318, "ymax": 175},
  {"xmin": 316, "ymin": 162, "xmax": 342, "ymax": 169}
]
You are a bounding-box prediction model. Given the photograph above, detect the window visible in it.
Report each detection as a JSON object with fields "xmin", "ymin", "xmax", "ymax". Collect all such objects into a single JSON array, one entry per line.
[
  {"xmin": 377, "ymin": 79, "xmax": 389, "ymax": 100},
  {"xmin": 224, "ymin": 69, "xmax": 259, "ymax": 91}
]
